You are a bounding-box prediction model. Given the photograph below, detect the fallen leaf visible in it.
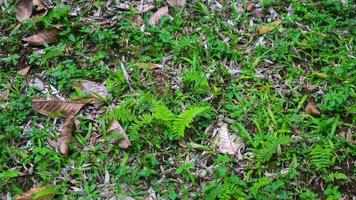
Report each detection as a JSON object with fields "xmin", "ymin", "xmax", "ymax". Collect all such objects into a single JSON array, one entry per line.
[
  {"xmin": 258, "ymin": 19, "xmax": 282, "ymax": 35},
  {"xmin": 17, "ymin": 66, "xmax": 31, "ymax": 76},
  {"xmin": 138, "ymin": 4, "xmax": 155, "ymax": 13},
  {"xmin": 58, "ymin": 118, "xmax": 74, "ymax": 156},
  {"xmin": 32, "ymin": 0, "xmax": 46, "ymax": 11},
  {"xmin": 15, "ymin": 185, "xmax": 55, "ymax": 200},
  {"xmin": 213, "ymin": 122, "xmax": 245, "ymax": 159},
  {"xmin": 23, "ymin": 29, "xmax": 59, "ymax": 45},
  {"xmin": 31, "ymin": 99, "xmax": 87, "ymax": 117},
  {"xmin": 305, "ymin": 98, "xmax": 320, "ymax": 116},
  {"xmin": 167, "ymin": 0, "xmax": 186, "ymax": 7},
  {"xmin": 149, "ymin": 6, "xmax": 169, "ymax": 26},
  {"xmin": 108, "ymin": 121, "xmax": 131, "ymax": 149},
  {"xmin": 339, "ymin": 130, "xmax": 355, "ymax": 144},
  {"xmin": 133, "ymin": 15, "xmax": 144, "ymax": 28},
  {"xmin": 1, "ymin": 90, "xmax": 10, "ymax": 101},
  {"xmin": 15, "ymin": 0, "xmax": 33, "ymax": 22},
  {"xmin": 145, "ymin": 187, "xmax": 156, "ymax": 200},
  {"xmin": 72, "ymin": 80, "xmax": 109, "ymax": 103},
  {"xmin": 134, "ymin": 63, "xmax": 162, "ymax": 69}
]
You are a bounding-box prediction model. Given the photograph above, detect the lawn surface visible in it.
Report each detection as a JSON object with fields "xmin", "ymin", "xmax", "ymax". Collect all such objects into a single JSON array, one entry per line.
[{"xmin": 0, "ymin": 0, "xmax": 355, "ymax": 199}]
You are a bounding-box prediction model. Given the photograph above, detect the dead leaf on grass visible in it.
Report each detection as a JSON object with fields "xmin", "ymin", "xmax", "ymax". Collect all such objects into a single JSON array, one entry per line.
[
  {"xmin": 1, "ymin": 90, "xmax": 10, "ymax": 101},
  {"xmin": 258, "ymin": 19, "xmax": 282, "ymax": 34},
  {"xmin": 305, "ymin": 98, "xmax": 320, "ymax": 116},
  {"xmin": 15, "ymin": 0, "xmax": 33, "ymax": 22},
  {"xmin": 134, "ymin": 63, "xmax": 162, "ymax": 69},
  {"xmin": 17, "ymin": 66, "xmax": 31, "ymax": 76},
  {"xmin": 72, "ymin": 80, "xmax": 109, "ymax": 103},
  {"xmin": 133, "ymin": 15, "xmax": 144, "ymax": 28},
  {"xmin": 15, "ymin": 184, "xmax": 55, "ymax": 200},
  {"xmin": 138, "ymin": 4, "xmax": 155, "ymax": 13},
  {"xmin": 58, "ymin": 118, "xmax": 74, "ymax": 156},
  {"xmin": 149, "ymin": 6, "xmax": 169, "ymax": 26},
  {"xmin": 167, "ymin": 0, "xmax": 186, "ymax": 7},
  {"xmin": 213, "ymin": 122, "xmax": 245, "ymax": 159},
  {"xmin": 23, "ymin": 28, "xmax": 59, "ymax": 45},
  {"xmin": 108, "ymin": 121, "xmax": 131, "ymax": 149},
  {"xmin": 339, "ymin": 130, "xmax": 355, "ymax": 144},
  {"xmin": 31, "ymin": 99, "xmax": 87, "ymax": 117}
]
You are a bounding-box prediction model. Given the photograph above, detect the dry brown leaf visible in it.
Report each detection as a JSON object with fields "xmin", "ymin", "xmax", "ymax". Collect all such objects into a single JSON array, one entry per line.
[
  {"xmin": 23, "ymin": 29, "xmax": 59, "ymax": 45},
  {"xmin": 32, "ymin": 0, "xmax": 46, "ymax": 11},
  {"xmin": 72, "ymin": 80, "xmax": 109, "ymax": 102},
  {"xmin": 339, "ymin": 131, "xmax": 355, "ymax": 144},
  {"xmin": 58, "ymin": 118, "xmax": 74, "ymax": 155},
  {"xmin": 138, "ymin": 4, "xmax": 155, "ymax": 13},
  {"xmin": 305, "ymin": 98, "xmax": 320, "ymax": 116},
  {"xmin": 149, "ymin": 6, "xmax": 169, "ymax": 26},
  {"xmin": 167, "ymin": 0, "xmax": 186, "ymax": 7},
  {"xmin": 108, "ymin": 121, "xmax": 131, "ymax": 149},
  {"xmin": 15, "ymin": 0, "xmax": 33, "ymax": 22},
  {"xmin": 15, "ymin": 184, "xmax": 54, "ymax": 200},
  {"xmin": 258, "ymin": 19, "xmax": 282, "ymax": 35},
  {"xmin": 31, "ymin": 99, "xmax": 87, "ymax": 117},
  {"xmin": 134, "ymin": 63, "xmax": 162, "ymax": 69},
  {"xmin": 133, "ymin": 15, "xmax": 144, "ymax": 28},
  {"xmin": 1, "ymin": 90, "xmax": 10, "ymax": 101},
  {"xmin": 213, "ymin": 122, "xmax": 245, "ymax": 159},
  {"xmin": 17, "ymin": 66, "xmax": 31, "ymax": 76}
]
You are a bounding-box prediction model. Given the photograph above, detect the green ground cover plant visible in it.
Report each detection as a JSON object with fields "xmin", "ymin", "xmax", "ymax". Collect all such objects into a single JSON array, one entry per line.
[{"xmin": 0, "ymin": 0, "xmax": 355, "ymax": 199}]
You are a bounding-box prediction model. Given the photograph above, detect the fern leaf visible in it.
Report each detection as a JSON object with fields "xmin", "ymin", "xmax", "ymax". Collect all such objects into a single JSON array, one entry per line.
[
  {"xmin": 173, "ymin": 106, "xmax": 209, "ymax": 138},
  {"xmin": 151, "ymin": 100, "xmax": 175, "ymax": 122}
]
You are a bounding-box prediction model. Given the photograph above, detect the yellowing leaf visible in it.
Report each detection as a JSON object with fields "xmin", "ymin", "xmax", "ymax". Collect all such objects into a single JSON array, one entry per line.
[
  {"xmin": 15, "ymin": 185, "xmax": 54, "ymax": 200},
  {"xmin": 213, "ymin": 122, "xmax": 245, "ymax": 159},
  {"xmin": 15, "ymin": 0, "xmax": 33, "ymax": 22},
  {"xmin": 108, "ymin": 121, "xmax": 131, "ymax": 149},
  {"xmin": 31, "ymin": 99, "xmax": 87, "ymax": 117},
  {"xmin": 167, "ymin": 0, "xmax": 186, "ymax": 7},
  {"xmin": 134, "ymin": 63, "xmax": 162, "ymax": 69},
  {"xmin": 72, "ymin": 80, "xmax": 109, "ymax": 103},
  {"xmin": 149, "ymin": 6, "xmax": 169, "ymax": 26},
  {"xmin": 58, "ymin": 118, "xmax": 74, "ymax": 156},
  {"xmin": 305, "ymin": 98, "xmax": 320, "ymax": 117},
  {"xmin": 258, "ymin": 19, "xmax": 282, "ymax": 35},
  {"xmin": 23, "ymin": 29, "xmax": 59, "ymax": 45}
]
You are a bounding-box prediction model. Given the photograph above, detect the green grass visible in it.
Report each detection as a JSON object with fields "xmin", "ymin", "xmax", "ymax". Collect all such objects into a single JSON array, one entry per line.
[{"xmin": 0, "ymin": 0, "xmax": 355, "ymax": 199}]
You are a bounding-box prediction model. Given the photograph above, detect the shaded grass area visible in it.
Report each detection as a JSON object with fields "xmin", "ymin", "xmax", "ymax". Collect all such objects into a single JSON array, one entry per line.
[{"xmin": 0, "ymin": 0, "xmax": 355, "ymax": 199}]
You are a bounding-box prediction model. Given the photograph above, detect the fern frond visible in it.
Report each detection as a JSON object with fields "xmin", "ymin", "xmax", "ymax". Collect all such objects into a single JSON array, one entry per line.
[
  {"xmin": 105, "ymin": 107, "xmax": 136, "ymax": 123},
  {"xmin": 255, "ymin": 135, "xmax": 290, "ymax": 162},
  {"xmin": 310, "ymin": 144, "xmax": 335, "ymax": 171},
  {"xmin": 172, "ymin": 106, "xmax": 209, "ymax": 138},
  {"xmin": 151, "ymin": 100, "xmax": 175, "ymax": 122}
]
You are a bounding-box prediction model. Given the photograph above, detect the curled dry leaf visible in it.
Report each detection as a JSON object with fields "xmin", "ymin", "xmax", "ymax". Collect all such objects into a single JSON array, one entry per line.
[
  {"xmin": 305, "ymin": 98, "xmax": 320, "ymax": 116},
  {"xmin": 58, "ymin": 118, "xmax": 74, "ymax": 156},
  {"xmin": 17, "ymin": 66, "xmax": 31, "ymax": 76},
  {"xmin": 31, "ymin": 99, "xmax": 87, "ymax": 117},
  {"xmin": 108, "ymin": 121, "xmax": 131, "ymax": 149},
  {"xmin": 258, "ymin": 19, "xmax": 282, "ymax": 35},
  {"xmin": 15, "ymin": 184, "xmax": 55, "ymax": 200},
  {"xmin": 72, "ymin": 80, "xmax": 109, "ymax": 103},
  {"xmin": 15, "ymin": 0, "xmax": 33, "ymax": 22},
  {"xmin": 23, "ymin": 28, "xmax": 59, "ymax": 45},
  {"xmin": 149, "ymin": 6, "xmax": 169, "ymax": 26},
  {"xmin": 167, "ymin": 0, "xmax": 186, "ymax": 7},
  {"xmin": 213, "ymin": 122, "xmax": 245, "ymax": 159}
]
